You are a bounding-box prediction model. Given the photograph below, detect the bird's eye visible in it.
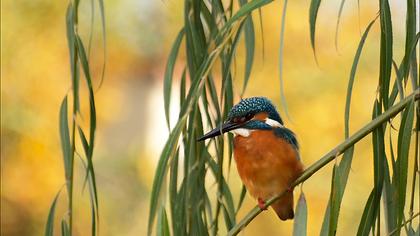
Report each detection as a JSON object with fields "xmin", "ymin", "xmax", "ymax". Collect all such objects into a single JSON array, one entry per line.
[{"xmin": 232, "ymin": 114, "xmax": 254, "ymax": 123}]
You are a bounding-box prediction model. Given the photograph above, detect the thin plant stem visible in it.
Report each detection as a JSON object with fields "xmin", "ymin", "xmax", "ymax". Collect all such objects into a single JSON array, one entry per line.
[
  {"xmin": 69, "ymin": 113, "xmax": 75, "ymax": 235},
  {"xmin": 408, "ymin": 99, "xmax": 419, "ymax": 229},
  {"xmin": 387, "ymin": 212, "xmax": 420, "ymax": 236},
  {"xmin": 69, "ymin": 1, "xmax": 79, "ymax": 233},
  {"xmin": 227, "ymin": 90, "xmax": 419, "ymax": 236}
]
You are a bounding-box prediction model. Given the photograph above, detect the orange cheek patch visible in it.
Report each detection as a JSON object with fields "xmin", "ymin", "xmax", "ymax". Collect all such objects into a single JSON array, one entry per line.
[{"xmin": 254, "ymin": 112, "xmax": 268, "ymax": 121}]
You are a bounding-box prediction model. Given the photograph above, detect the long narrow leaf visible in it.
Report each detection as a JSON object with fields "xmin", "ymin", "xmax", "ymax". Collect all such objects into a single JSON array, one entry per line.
[
  {"xmin": 379, "ymin": 0, "xmax": 393, "ymax": 109},
  {"xmin": 309, "ymin": 0, "xmax": 321, "ymax": 61},
  {"xmin": 239, "ymin": 0, "xmax": 255, "ymax": 95},
  {"xmin": 328, "ymin": 164, "xmax": 343, "ymax": 236},
  {"xmin": 345, "ymin": 17, "xmax": 378, "ymax": 138},
  {"xmin": 334, "ymin": 0, "xmax": 346, "ymax": 51},
  {"xmin": 96, "ymin": 0, "xmax": 107, "ymax": 89},
  {"xmin": 293, "ymin": 192, "xmax": 308, "ymax": 236},
  {"xmin": 75, "ymin": 35, "xmax": 100, "ymax": 224},
  {"xmin": 278, "ymin": 0, "xmax": 291, "ymax": 119},
  {"xmin": 59, "ymin": 97, "xmax": 72, "ymax": 181},
  {"xmin": 164, "ymin": 29, "xmax": 185, "ymax": 129},
  {"xmin": 356, "ymin": 100, "xmax": 385, "ymax": 236},
  {"xmin": 403, "ymin": 0, "xmax": 416, "ymax": 85},
  {"xmin": 44, "ymin": 190, "xmax": 62, "ymax": 236},
  {"xmin": 383, "ymin": 155, "xmax": 396, "ymax": 233},
  {"xmin": 393, "ymin": 100, "xmax": 415, "ymax": 231},
  {"xmin": 356, "ymin": 189, "xmax": 376, "ymax": 236},
  {"xmin": 148, "ymin": 117, "xmax": 187, "ymax": 235},
  {"xmin": 157, "ymin": 207, "xmax": 170, "ymax": 236},
  {"xmin": 61, "ymin": 220, "xmax": 70, "ymax": 236}
]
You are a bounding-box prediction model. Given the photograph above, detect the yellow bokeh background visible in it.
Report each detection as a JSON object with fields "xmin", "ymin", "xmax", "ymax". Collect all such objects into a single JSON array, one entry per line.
[{"xmin": 1, "ymin": 0, "xmax": 418, "ymax": 235}]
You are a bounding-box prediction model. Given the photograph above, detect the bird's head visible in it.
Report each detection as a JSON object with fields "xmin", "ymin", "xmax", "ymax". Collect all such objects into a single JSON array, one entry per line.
[{"xmin": 198, "ymin": 97, "xmax": 283, "ymax": 141}]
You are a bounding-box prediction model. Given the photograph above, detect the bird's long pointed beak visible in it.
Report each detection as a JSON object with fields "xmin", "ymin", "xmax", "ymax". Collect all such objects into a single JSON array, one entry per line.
[{"xmin": 197, "ymin": 121, "xmax": 241, "ymax": 141}]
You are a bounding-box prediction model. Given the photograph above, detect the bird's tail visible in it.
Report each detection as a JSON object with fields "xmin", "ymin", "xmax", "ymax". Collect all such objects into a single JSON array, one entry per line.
[{"xmin": 271, "ymin": 191, "xmax": 294, "ymax": 221}]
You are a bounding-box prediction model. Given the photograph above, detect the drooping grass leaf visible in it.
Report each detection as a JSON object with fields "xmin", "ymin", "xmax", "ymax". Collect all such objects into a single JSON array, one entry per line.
[
  {"xmin": 278, "ymin": 0, "xmax": 291, "ymax": 120},
  {"xmin": 320, "ymin": 145, "xmax": 354, "ymax": 236},
  {"xmin": 391, "ymin": 60, "xmax": 405, "ymax": 102},
  {"xmin": 78, "ymin": 126, "xmax": 90, "ymax": 191},
  {"xmin": 334, "ymin": 0, "xmax": 346, "ymax": 52},
  {"xmin": 50, "ymin": 1, "xmax": 104, "ymax": 235},
  {"xmin": 379, "ymin": 0, "xmax": 393, "ymax": 109},
  {"xmin": 148, "ymin": 116, "xmax": 187, "ymax": 235},
  {"xmin": 222, "ymin": 204, "xmax": 234, "ymax": 230},
  {"xmin": 356, "ymin": 100, "xmax": 385, "ymax": 236},
  {"xmin": 164, "ymin": 29, "xmax": 184, "ymax": 129},
  {"xmin": 320, "ymin": 202, "xmax": 330, "ymax": 236},
  {"xmin": 238, "ymin": 0, "xmax": 255, "ymax": 95},
  {"xmin": 87, "ymin": 0, "xmax": 94, "ymax": 58},
  {"xmin": 393, "ymin": 100, "xmax": 415, "ymax": 231},
  {"xmin": 66, "ymin": 4, "xmax": 80, "ymax": 112},
  {"xmin": 293, "ymin": 192, "xmax": 308, "ymax": 236},
  {"xmin": 96, "ymin": 0, "xmax": 107, "ymax": 90},
  {"xmin": 372, "ymin": 100, "xmax": 385, "ymax": 189},
  {"xmin": 257, "ymin": 8, "xmax": 265, "ymax": 60},
  {"xmin": 383, "ymin": 154, "xmax": 396, "ymax": 233},
  {"xmin": 157, "ymin": 207, "xmax": 170, "ymax": 236},
  {"xmin": 88, "ymin": 175, "xmax": 98, "ymax": 236},
  {"xmin": 59, "ymin": 97, "xmax": 72, "ymax": 181},
  {"xmin": 403, "ymin": 0, "xmax": 416, "ymax": 85},
  {"xmin": 75, "ymin": 35, "xmax": 100, "ymax": 226},
  {"xmin": 356, "ymin": 0, "xmax": 361, "ymax": 35},
  {"xmin": 169, "ymin": 150, "xmax": 179, "ymax": 234},
  {"xmin": 75, "ymin": 35, "xmax": 97, "ymax": 159},
  {"xmin": 45, "ymin": 190, "xmax": 62, "ymax": 236},
  {"xmin": 235, "ymin": 185, "xmax": 247, "ymax": 214},
  {"xmin": 61, "ymin": 220, "xmax": 70, "ymax": 236},
  {"xmin": 222, "ymin": 182, "xmax": 236, "ymax": 227},
  {"xmin": 328, "ymin": 163, "xmax": 343, "ymax": 236},
  {"xmin": 309, "ymin": 0, "xmax": 321, "ymax": 61},
  {"xmin": 356, "ymin": 189, "xmax": 376, "ymax": 236},
  {"xmin": 345, "ymin": 17, "xmax": 378, "ymax": 137}
]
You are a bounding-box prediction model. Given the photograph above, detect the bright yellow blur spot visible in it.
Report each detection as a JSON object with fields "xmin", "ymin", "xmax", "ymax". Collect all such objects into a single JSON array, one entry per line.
[{"xmin": 1, "ymin": 0, "xmax": 417, "ymax": 235}]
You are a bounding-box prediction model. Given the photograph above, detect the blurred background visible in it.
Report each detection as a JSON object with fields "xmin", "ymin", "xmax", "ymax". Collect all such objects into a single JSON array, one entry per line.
[{"xmin": 1, "ymin": 0, "xmax": 417, "ymax": 235}]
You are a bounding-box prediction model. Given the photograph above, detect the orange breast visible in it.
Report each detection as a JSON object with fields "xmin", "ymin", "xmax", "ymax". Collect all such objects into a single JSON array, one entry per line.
[{"xmin": 233, "ymin": 130, "xmax": 304, "ymax": 200}]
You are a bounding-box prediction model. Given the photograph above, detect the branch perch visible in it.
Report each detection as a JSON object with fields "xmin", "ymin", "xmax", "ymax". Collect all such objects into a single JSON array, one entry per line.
[{"xmin": 227, "ymin": 89, "xmax": 419, "ymax": 236}]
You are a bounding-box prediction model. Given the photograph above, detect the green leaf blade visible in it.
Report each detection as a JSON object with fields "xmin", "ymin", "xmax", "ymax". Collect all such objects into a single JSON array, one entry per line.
[
  {"xmin": 293, "ymin": 192, "xmax": 308, "ymax": 236},
  {"xmin": 379, "ymin": 0, "xmax": 393, "ymax": 109},
  {"xmin": 309, "ymin": 0, "xmax": 321, "ymax": 60},
  {"xmin": 44, "ymin": 191, "xmax": 62, "ymax": 236},
  {"xmin": 164, "ymin": 29, "xmax": 185, "ymax": 129},
  {"xmin": 59, "ymin": 97, "xmax": 72, "ymax": 181},
  {"xmin": 394, "ymin": 100, "xmax": 415, "ymax": 229}
]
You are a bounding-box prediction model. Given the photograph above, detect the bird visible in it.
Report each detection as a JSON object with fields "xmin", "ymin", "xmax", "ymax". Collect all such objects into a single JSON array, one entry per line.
[{"xmin": 198, "ymin": 97, "xmax": 304, "ymax": 220}]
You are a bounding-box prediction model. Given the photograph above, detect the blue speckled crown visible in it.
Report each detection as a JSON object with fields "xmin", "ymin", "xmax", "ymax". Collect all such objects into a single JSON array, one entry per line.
[{"xmin": 227, "ymin": 97, "xmax": 283, "ymax": 124}]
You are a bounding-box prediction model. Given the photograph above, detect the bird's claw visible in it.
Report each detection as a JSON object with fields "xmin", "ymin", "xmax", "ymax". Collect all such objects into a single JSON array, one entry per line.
[{"xmin": 257, "ymin": 197, "xmax": 267, "ymax": 210}]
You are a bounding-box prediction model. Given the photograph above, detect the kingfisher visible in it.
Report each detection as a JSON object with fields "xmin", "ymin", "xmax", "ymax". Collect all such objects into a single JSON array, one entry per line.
[{"xmin": 198, "ymin": 97, "xmax": 304, "ymax": 220}]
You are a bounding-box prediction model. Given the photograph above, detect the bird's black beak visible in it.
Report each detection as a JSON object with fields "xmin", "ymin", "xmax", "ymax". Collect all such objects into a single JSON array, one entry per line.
[{"xmin": 197, "ymin": 121, "xmax": 242, "ymax": 141}]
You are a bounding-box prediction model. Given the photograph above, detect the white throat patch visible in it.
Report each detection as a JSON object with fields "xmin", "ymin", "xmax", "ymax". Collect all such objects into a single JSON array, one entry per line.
[
  {"xmin": 231, "ymin": 128, "xmax": 252, "ymax": 137},
  {"xmin": 265, "ymin": 118, "xmax": 283, "ymax": 128}
]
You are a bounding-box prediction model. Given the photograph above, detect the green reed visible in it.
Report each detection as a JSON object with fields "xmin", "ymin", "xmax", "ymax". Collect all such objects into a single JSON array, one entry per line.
[{"xmin": 45, "ymin": 0, "xmax": 105, "ymax": 235}]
